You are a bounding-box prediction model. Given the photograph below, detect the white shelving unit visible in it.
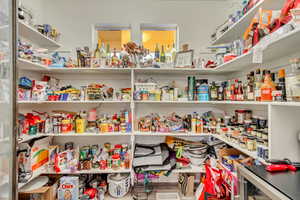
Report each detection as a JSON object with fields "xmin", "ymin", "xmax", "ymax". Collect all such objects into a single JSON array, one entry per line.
[
  {"xmin": 17, "ymin": 4, "xmax": 300, "ymax": 197},
  {"xmin": 44, "ymin": 168, "xmax": 132, "ymax": 174}
]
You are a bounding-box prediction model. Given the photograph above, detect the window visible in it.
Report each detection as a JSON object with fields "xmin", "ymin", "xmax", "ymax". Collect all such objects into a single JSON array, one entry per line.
[
  {"xmin": 94, "ymin": 24, "xmax": 131, "ymax": 51},
  {"xmin": 141, "ymin": 24, "xmax": 178, "ymax": 52}
]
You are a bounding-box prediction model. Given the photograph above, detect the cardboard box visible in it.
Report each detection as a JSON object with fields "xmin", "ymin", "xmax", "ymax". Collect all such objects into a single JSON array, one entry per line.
[{"xmin": 19, "ymin": 179, "xmax": 58, "ymax": 200}]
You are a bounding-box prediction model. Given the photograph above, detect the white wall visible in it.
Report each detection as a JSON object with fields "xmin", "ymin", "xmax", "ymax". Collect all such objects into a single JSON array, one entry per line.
[{"xmin": 22, "ymin": 0, "xmax": 231, "ymax": 57}]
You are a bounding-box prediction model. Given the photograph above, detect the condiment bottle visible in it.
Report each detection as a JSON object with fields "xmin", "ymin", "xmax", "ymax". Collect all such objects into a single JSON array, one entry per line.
[
  {"xmin": 260, "ymin": 71, "xmax": 276, "ymax": 101},
  {"xmin": 210, "ymin": 81, "xmax": 218, "ymax": 101},
  {"xmin": 286, "ymin": 58, "xmax": 300, "ymax": 101},
  {"xmin": 255, "ymin": 68, "xmax": 262, "ymax": 101}
]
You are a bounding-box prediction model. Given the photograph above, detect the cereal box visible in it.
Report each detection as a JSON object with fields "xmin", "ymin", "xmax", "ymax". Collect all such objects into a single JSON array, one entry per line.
[{"xmin": 58, "ymin": 176, "xmax": 79, "ymax": 200}]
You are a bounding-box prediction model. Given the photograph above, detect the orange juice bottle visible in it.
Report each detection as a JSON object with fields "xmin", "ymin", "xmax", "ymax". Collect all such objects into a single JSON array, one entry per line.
[{"xmin": 260, "ymin": 71, "xmax": 276, "ymax": 101}]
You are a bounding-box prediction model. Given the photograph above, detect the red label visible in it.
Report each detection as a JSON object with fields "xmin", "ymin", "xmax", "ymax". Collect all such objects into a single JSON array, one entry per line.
[
  {"xmin": 261, "ymin": 88, "xmax": 273, "ymax": 101},
  {"xmin": 62, "ymin": 184, "xmax": 74, "ymax": 189}
]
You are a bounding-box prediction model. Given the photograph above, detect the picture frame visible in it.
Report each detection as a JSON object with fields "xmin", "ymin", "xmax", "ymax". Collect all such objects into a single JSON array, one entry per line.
[{"xmin": 174, "ymin": 50, "xmax": 194, "ymax": 68}]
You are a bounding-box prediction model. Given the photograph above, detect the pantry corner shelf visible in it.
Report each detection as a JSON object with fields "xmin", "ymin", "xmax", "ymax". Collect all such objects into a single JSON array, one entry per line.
[
  {"xmin": 211, "ymin": 0, "xmax": 285, "ymax": 45},
  {"xmin": 18, "ymin": 100, "xmax": 131, "ymax": 104},
  {"xmin": 18, "ymin": 20, "xmax": 62, "ymax": 49},
  {"xmin": 213, "ymin": 24, "xmax": 300, "ymax": 73}
]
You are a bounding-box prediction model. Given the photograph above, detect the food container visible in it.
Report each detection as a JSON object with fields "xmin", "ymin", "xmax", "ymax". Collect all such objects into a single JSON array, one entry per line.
[
  {"xmin": 107, "ymin": 173, "xmax": 131, "ymax": 198},
  {"xmin": 235, "ymin": 110, "xmax": 245, "ymax": 124},
  {"xmin": 262, "ymin": 131, "xmax": 268, "ymax": 140},
  {"xmin": 245, "ymin": 110, "xmax": 252, "ymax": 121},
  {"xmin": 247, "ymin": 136, "xmax": 255, "ymax": 151}
]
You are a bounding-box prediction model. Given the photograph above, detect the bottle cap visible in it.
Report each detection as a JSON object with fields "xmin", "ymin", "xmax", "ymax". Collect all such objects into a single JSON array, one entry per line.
[{"xmin": 278, "ymin": 69, "xmax": 285, "ymax": 78}]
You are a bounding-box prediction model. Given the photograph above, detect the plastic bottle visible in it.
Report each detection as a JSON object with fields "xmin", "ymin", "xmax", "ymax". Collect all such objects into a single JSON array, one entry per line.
[{"xmin": 199, "ymin": 79, "xmax": 210, "ymax": 101}]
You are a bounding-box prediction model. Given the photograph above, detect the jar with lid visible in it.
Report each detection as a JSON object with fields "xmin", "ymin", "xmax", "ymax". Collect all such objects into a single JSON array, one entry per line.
[
  {"xmin": 261, "ymin": 131, "xmax": 268, "ymax": 140},
  {"xmin": 247, "ymin": 136, "xmax": 255, "ymax": 151},
  {"xmin": 286, "ymin": 58, "xmax": 300, "ymax": 101},
  {"xmin": 112, "ymin": 154, "xmax": 121, "ymax": 170},
  {"xmin": 235, "ymin": 110, "xmax": 245, "ymax": 124}
]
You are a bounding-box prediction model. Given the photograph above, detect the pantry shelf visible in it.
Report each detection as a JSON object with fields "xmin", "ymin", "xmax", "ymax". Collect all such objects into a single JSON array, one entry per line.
[
  {"xmin": 134, "ymin": 131, "xmax": 211, "ymax": 137},
  {"xmin": 214, "ymin": 26, "xmax": 300, "ymax": 73},
  {"xmin": 211, "ymin": 0, "xmax": 285, "ymax": 45},
  {"xmin": 134, "ymin": 67, "xmax": 218, "ymax": 75},
  {"xmin": 44, "ymin": 168, "xmax": 132, "ymax": 174},
  {"xmin": 134, "ymin": 100, "xmax": 270, "ymax": 105},
  {"xmin": 18, "ymin": 169, "xmax": 45, "ymax": 189},
  {"xmin": 271, "ymin": 102, "xmax": 300, "ymax": 107},
  {"xmin": 173, "ymin": 165, "xmax": 205, "ymax": 173},
  {"xmin": 214, "ymin": 135, "xmax": 267, "ymax": 164},
  {"xmin": 17, "ymin": 58, "xmax": 132, "ymax": 74},
  {"xmin": 0, "ymin": 137, "xmax": 9, "ymax": 143},
  {"xmin": 18, "ymin": 20, "xmax": 61, "ymax": 49},
  {"xmin": 17, "ymin": 134, "xmax": 46, "ymax": 144},
  {"xmin": 18, "ymin": 100, "xmax": 131, "ymax": 104},
  {"xmin": 42, "ymin": 132, "xmax": 132, "ymax": 137}
]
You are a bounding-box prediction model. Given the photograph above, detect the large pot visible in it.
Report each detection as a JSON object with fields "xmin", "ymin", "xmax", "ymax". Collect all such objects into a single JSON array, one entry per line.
[{"xmin": 107, "ymin": 173, "xmax": 131, "ymax": 198}]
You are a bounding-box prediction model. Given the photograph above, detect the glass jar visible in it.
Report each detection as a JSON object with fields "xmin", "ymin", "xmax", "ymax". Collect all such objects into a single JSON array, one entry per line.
[
  {"xmin": 262, "ymin": 132, "xmax": 268, "ymax": 140},
  {"xmin": 112, "ymin": 154, "xmax": 121, "ymax": 170},
  {"xmin": 247, "ymin": 136, "xmax": 255, "ymax": 151},
  {"xmin": 286, "ymin": 58, "xmax": 300, "ymax": 101},
  {"xmin": 235, "ymin": 110, "xmax": 245, "ymax": 124}
]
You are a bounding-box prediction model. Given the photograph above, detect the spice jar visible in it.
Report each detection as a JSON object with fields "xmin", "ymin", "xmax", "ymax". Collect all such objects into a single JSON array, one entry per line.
[
  {"xmin": 247, "ymin": 136, "xmax": 255, "ymax": 151},
  {"xmin": 262, "ymin": 132, "xmax": 268, "ymax": 140},
  {"xmin": 235, "ymin": 110, "xmax": 245, "ymax": 124},
  {"xmin": 245, "ymin": 110, "xmax": 252, "ymax": 120},
  {"xmin": 112, "ymin": 154, "xmax": 121, "ymax": 170},
  {"xmin": 258, "ymin": 117, "xmax": 267, "ymax": 129}
]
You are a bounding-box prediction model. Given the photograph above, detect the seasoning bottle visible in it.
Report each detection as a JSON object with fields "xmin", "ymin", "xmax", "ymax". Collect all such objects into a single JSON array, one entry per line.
[
  {"xmin": 199, "ymin": 79, "xmax": 210, "ymax": 101},
  {"xmin": 247, "ymin": 72, "xmax": 255, "ymax": 101},
  {"xmin": 237, "ymin": 81, "xmax": 244, "ymax": 101},
  {"xmin": 210, "ymin": 81, "xmax": 218, "ymax": 101},
  {"xmin": 260, "ymin": 71, "xmax": 276, "ymax": 101},
  {"xmin": 286, "ymin": 58, "xmax": 300, "ymax": 101},
  {"xmin": 255, "ymin": 68, "xmax": 262, "ymax": 101},
  {"xmin": 278, "ymin": 69, "xmax": 287, "ymax": 101}
]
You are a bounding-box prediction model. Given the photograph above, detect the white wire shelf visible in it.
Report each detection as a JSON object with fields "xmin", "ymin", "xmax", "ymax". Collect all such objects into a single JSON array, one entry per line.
[
  {"xmin": 211, "ymin": 0, "xmax": 285, "ymax": 45},
  {"xmin": 18, "ymin": 20, "xmax": 61, "ymax": 49}
]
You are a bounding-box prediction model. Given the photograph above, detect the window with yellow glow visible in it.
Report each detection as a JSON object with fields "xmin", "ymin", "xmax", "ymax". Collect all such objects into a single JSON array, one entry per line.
[
  {"xmin": 98, "ymin": 30, "xmax": 131, "ymax": 51},
  {"xmin": 142, "ymin": 30, "xmax": 176, "ymax": 52}
]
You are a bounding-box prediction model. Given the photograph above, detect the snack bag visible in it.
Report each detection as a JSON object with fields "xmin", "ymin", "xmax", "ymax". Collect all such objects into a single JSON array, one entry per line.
[{"xmin": 58, "ymin": 176, "xmax": 79, "ymax": 200}]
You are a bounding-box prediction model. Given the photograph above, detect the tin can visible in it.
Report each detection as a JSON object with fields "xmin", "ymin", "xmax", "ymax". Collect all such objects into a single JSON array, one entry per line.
[{"xmin": 75, "ymin": 119, "xmax": 86, "ymax": 133}]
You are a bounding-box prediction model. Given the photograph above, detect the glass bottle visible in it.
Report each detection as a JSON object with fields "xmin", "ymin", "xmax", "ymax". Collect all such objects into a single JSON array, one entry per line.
[
  {"xmin": 286, "ymin": 58, "xmax": 300, "ymax": 101},
  {"xmin": 112, "ymin": 48, "xmax": 119, "ymax": 67},
  {"xmin": 199, "ymin": 79, "xmax": 210, "ymax": 101},
  {"xmin": 94, "ymin": 43, "xmax": 101, "ymax": 58},
  {"xmin": 171, "ymin": 43, "xmax": 177, "ymax": 63},
  {"xmin": 106, "ymin": 43, "xmax": 111, "ymax": 66},
  {"xmin": 255, "ymin": 68, "xmax": 262, "ymax": 101},
  {"xmin": 160, "ymin": 45, "xmax": 166, "ymax": 63},
  {"xmin": 155, "ymin": 44, "xmax": 160, "ymax": 62},
  {"xmin": 247, "ymin": 71, "xmax": 255, "ymax": 101},
  {"xmin": 166, "ymin": 45, "xmax": 172, "ymax": 64},
  {"xmin": 237, "ymin": 81, "xmax": 244, "ymax": 101},
  {"xmin": 210, "ymin": 81, "xmax": 218, "ymax": 101},
  {"xmin": 277, "ymin": 69, "xmax": 287, "ymax": 101},
  {"xmin": 99, "ymin": 43, "xmax": 106, "ymax": 66},
  {"xmin": 260, "ymin": 71, "xmax": 276, "ymax": 102},
  {"xmin": 226, "ymin": 80, "xmax": 231, "ymax": 100}
]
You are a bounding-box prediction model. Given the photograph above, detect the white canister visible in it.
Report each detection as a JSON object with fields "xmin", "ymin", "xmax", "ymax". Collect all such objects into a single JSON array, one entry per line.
[{"xmin": 107, "ymin": 173, "xmax": 131, "ymax": 198}]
